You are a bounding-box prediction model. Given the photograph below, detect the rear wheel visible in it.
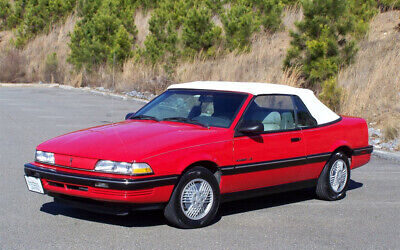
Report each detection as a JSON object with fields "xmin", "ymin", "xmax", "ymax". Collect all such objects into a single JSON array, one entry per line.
[
  {"xmin": 316, "ymin": 152, "xmax": 350, "ymax": 201},
  {"xmin": 164, "ymin": 166, "xmax": 220, "ymax": 228}
]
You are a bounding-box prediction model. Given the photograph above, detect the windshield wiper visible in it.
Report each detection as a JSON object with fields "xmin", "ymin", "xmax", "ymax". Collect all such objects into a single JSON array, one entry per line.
[
  {"xmin": 163, "ymin": 117, "xmax": 209, "ymax": 128},
  {"xmin": 129, "ymin": 115, "xmax": 159, "ymax": 122}
]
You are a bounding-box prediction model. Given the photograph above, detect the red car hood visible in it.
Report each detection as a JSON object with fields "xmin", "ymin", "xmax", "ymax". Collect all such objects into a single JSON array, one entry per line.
[{"xmin": 37, "ymin": 120, "xmax": 226, "ymax": 162}]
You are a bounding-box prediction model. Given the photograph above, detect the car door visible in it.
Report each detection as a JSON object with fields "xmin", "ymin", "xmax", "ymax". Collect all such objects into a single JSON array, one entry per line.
[
  {"xmin": 291, "ymin": 95, "xmax": 336, "ymax": 181},
  {"xmin": 226, "ymin": 95, "xmax": 306, "ymax": 193}
]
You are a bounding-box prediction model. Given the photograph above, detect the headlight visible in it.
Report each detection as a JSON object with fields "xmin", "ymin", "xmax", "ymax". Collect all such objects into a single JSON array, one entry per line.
[
  {"xmin": 35, "ymin": 150, "xmax": 55, "ymax": 164},
  {"xmin": 95, "ymin": 160, "xmax": 153, "ymax": 175}
]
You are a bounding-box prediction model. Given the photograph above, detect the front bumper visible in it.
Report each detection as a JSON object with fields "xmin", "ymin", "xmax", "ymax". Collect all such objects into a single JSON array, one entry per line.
[
  {"xmin": 50, "ymin": 193, "xmax": 165, "ymax": 215},
  {"xmin": 24, "ymin": 163, "xmax": 178, "ymax": 203}
]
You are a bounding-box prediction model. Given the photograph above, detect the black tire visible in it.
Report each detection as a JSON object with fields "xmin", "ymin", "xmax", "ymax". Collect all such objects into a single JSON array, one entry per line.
[
  {"xmin": 164, "ymin": 166, "xmax": 220, "ymax": 229},
  {"xmin": 316, "ymin": 152, "xmax": 351, "ymax": 201}
]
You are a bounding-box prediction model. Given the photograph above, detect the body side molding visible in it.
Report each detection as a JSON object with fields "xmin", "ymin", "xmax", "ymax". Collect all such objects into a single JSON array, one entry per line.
[
  {"xmin": 220, "ymin": 153, "xmax": 331, "ymax": 176},
  {"xmin": 220, "ymin": 146, "xmax": 371, "ymax": 176},
  {"xmin": 352, "ymin": 146, "xmax": 373, "ymax": 156}
]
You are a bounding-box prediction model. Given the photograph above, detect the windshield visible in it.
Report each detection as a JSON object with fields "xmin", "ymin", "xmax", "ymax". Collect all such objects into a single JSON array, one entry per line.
[{"xmin": 134, "ymin": 89, "xmax": 247, "ymax": 128}]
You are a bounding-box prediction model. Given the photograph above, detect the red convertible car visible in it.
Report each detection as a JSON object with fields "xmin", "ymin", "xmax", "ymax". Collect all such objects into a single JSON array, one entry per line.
[{"xmin": 24, "ymin": 81, "xmax": 372, "ymax": 228}]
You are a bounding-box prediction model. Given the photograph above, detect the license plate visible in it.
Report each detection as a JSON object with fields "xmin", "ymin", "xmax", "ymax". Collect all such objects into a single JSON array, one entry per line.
[{"xmin": 24, "ymin": 176, "xmax": 44, "ymax": 194}]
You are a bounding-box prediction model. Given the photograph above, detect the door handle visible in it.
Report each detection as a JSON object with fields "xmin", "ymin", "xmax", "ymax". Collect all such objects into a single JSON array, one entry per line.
[{"xmin": 291, "ymin": 137, "xmax": 301, "ymax": 142}]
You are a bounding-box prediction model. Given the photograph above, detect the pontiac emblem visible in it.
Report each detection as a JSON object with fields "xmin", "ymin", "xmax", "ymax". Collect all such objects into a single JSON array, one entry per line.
[{"xmin": 69, "ymin": 157, "xmax": 73, "ymax": 167}]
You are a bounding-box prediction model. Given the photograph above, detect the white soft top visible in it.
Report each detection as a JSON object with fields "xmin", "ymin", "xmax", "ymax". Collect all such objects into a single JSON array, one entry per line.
[{"xmin": 168, "ymin": 81, "xmax": 340, "ymax": 125}]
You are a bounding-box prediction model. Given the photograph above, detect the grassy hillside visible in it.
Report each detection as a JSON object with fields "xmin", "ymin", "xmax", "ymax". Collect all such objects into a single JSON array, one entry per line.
[
  {"xmin": 0, "ymin": 0, "xmax": 399, "ymax": 144},
  {"xmin": 339, "ymin": 11, "xmax": 400, "ymax": 146}
]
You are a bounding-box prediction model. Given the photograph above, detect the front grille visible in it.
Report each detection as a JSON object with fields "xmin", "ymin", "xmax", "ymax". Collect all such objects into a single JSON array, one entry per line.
[
  {"xmin": 91, "ymin": 188, "xmax": 154, "ymax": 197},
  {"xmin": 48, "ymin": 181, "xmax": 64, "ymax": 188},
  {"xmin": 66, "ymin": 185, "xmax": 88, "ymax": 191},
  {"xmin": 46, "ymin": 180, "xmax": 88, "ymax": 192}
]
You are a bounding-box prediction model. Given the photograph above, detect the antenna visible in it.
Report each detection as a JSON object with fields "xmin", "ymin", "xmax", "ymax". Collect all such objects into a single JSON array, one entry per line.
[{"xmin": 112, "ymin": 52, "xmax": 115, "ymax": 124}]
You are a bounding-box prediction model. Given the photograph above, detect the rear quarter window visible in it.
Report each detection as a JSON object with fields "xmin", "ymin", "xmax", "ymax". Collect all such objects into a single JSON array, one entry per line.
[{"xmin": 293, "ymin": 96, "xmax": 317, "ymax": 128}]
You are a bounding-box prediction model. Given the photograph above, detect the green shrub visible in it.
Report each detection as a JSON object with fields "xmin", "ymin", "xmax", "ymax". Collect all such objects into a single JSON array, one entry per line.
[
  {"xmin": 142, "ymin": 35, "xmax": 162, "ymax": 65},
  {"xmin": 143, "ymin": 0, "xmax": 223, "ymax": 64},
  {"xmin": 137, "ymin": 0, "xmax": 159, "ymax": 10},
  {"xmin": 143, "ymin": 4, "xmax": 179, "ymax": 65},
  {"xmin": 8, "ymin": 0, "xmax": 76, "ymax": 48},
  {"xmin": 4, "ymin": 0, "xmax": 26, "ymax": 29},
  {"xmin": 348, "ymin": 0, "xmax": 378, "ymax": 39},
  {"xmin": 283, "ymin": 0, "xmax": 378, "ymax": 104},
  {"xmin": 319, "ymin": 78, "xmax": 343, "ymax": 111},
  {"xmin": 68, "ymin": 0, "xmax": 137, "ymax": 70},
  {"xmin": 44, "ymin": 52, "xmax": 59, "ymax": 83},
  {"xmin": 204, "ymin": 0, "xmax": 224, "ymax": 13},
  {"xmin": 252, "ymin": 0, "xmax": 284, "ymax": 32},
  {"xmin": 77, "ymin": 0, "xmax": 102, "ymax": 20},
  {"xmin": 221, "ymin": 0, "xmax": 283, "ymax": 51},
  {"xmin": 284, "ymin": 0, "xmax": 361, "ymax": 86},
  {"xmin": 182, "ymin": 5, "xmax": 222, "ymax": 57},
  {"xmin": 222, "ymin": 2, "xmax": 260, "ymax": 51},
  {"xmin": 0, "ymin": 0, "xmax": 11, "ymax": 30},
  {"xmin": 280, "ymin": 0, "xmax": 300, "ymax": 5},
  {"xmin": 111, "ymin": 25, "xmax": 134, "ymax": 64}
]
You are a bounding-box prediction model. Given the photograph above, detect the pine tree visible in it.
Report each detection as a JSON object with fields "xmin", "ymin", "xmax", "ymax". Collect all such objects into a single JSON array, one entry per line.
[
  {"xmin": 0, "ymin": 0, "xmax": 11, "ymax": 30},
  {"xmin": 182, "ymin": 5, "xmax": 222, "ymax": 57},
  {"xmin": 284, "ymin": 0, "xmax": 358, "ymax": 86},
  {"xmin": 222, "ymin": 2, "xmax": 260, "ymax": 51},
  {"xmin": 111, "ymin": 25, "xmax": 134, "ymax": 65},
  {"xmin": 68, "ymin": 0, "xmax": 137, "ymax": 70},
  {"xmin": 252, "ymin": 0, "xmax": 284, "ymax": 32}
]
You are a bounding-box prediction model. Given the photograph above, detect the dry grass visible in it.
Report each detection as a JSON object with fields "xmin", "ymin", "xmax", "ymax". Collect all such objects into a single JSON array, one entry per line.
[
  {"xmin": 175, "ymin": 32, "xmax": 291, "ymax": 84},
  {"xmin": 0, "ymin": 15, "xmax": 77, "ymax": 84},
  {"xmin": 339, "ymin": 10, "xmax": 400, "ymax": 138},
  {"xmin": 134, "ymin": 8, "xmax": 152, "ymax": 47},
  {"xmin": 280, "ymin": 66, "xmax": 304, "ymax": 87},
  {"xmin": 282, "ymin": 5, "xmax": 303, "ymax": 31},
  {"xmin": 119, "ymin": 61, "xmax": 170, "ymax": 94},
  {"xmin": 0, "ymin": 31, "xmax": 27, "ymax": 82},
  {"xmin": 174, "ymin": 8, "xmax": 302, "ymax": 86},
  {"xmin": 22, "ymin": 15, "xmax": 76, "ymax": 83},
  {"xmin": 383, "ymin": 122, "xmax": 399, "ymax": 141},
  {"xmin": 0, "ymin": 31, "xmax": 13, "ymax": 50},
  {"xmin": 0, "ymin": 48, "xmax": 27, "ymax": 82}
]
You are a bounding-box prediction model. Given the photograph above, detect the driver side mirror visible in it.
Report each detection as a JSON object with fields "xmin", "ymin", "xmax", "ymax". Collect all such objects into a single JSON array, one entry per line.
[
  {"xmin": 238, "ymin": 121, "xmax": 264, "ymax": 134},
  {"xmin": 125, "ymin": 112, "xmax": 135, "ymax": 120}
]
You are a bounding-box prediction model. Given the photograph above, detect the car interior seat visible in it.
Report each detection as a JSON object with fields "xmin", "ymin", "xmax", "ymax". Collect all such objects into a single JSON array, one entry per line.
[
  {"xmin": 262, "ymin": 112, "xmax": 281, "ymax": 131},
  {"xmin": 188, "ymin": 105, "xmax": 201, "ymax": 119},
  {"xmin": 280, "ymin": 112, "xmax": 295, "ymax": 130}
]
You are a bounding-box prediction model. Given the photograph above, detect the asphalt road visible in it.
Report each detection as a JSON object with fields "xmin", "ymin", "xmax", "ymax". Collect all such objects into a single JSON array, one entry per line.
[{"xmin": 1, "ymin": 86, "xmax": 399, "ymax": 249}]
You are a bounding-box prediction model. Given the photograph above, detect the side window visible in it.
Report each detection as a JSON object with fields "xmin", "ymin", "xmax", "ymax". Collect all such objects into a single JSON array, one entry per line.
[
  {"xmin": 293, "ymin": 96, "xmax": 317, "ymax": 128},
  {"xmin": 240, "ymin": 95, "xmax": 296, "ymax": 132}
]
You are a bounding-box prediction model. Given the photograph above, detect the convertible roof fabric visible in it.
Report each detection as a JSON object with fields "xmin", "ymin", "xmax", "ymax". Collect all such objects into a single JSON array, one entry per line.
[{"xmin": 168, "ymin": 81, "xmax": 340, "ymax": 125}]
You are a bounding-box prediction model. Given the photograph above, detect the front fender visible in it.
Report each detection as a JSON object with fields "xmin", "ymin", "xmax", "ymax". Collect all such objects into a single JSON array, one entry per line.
[{"xmin": 144, "ymin": 140, "xmax": 233, "ymax": 176}]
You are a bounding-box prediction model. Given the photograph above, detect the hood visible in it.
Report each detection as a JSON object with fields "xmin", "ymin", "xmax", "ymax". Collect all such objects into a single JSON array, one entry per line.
[{"xmin": 37, "ymin": 120, "xmax": 227, "ymax": 162}]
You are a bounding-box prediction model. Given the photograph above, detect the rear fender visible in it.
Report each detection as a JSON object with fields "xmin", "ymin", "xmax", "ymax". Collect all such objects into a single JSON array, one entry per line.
[{"xmin": 326, "ymin": 141, "xmax": 353, "ymax": 165}]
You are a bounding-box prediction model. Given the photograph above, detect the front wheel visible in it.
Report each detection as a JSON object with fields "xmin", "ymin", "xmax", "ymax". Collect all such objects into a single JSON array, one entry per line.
[
  {"xmin": 164, "ymin": 166, "xmax": 220, "ymax": 228},
  {"xmin": 316, "ymin": 152, "xmax": 350, "ymax": 201}
]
